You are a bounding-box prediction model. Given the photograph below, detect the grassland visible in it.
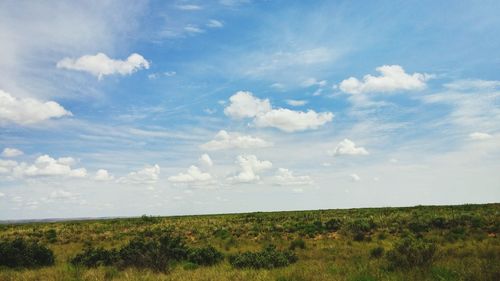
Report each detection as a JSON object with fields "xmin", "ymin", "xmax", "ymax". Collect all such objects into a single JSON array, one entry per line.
[{"xmin": 0, "ymin": 203, "xmax": 499, "ymax": 281}]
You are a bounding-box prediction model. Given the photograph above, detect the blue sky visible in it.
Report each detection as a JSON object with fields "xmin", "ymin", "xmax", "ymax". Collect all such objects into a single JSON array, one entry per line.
[{"xmin": 0, "ymin": 0, "xmax": 499, "ymax": 220}]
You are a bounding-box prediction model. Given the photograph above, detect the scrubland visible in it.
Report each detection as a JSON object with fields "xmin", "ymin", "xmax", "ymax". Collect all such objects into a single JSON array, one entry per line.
[{"xmin": 0, "ymin": 204, "xmax": 499, "ymax": 281}]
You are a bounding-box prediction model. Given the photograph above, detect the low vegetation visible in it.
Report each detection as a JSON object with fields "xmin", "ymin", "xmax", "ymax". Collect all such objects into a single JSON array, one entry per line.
[
  {"xmin": 229, "ymin": 245, "xmax": 297, "ymax": 269},
  {"xmin": 0, "ymin": 203, "xmax": 498, "ymax": 280},
  {"xmin": 0, "ymin": 238, "xmax": 54, "ymax": 268}
]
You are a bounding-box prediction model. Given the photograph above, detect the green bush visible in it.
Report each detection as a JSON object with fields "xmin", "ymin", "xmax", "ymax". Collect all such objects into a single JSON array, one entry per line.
[
  {"xmin": 118, "ymin": 234, "xmax": 188, "ymax": 271},
  {"xmin": 229, "ymin": 245, "xmax": 298, "ymax": 269},
  {"xmin": 325, "ymin": 218, "xmax": 342, "ymax": 232},
  {"xmin": 45, "ymin": 229, "xmax": 57, "ymax": 243},
  {"xmin": 70, "ymin": 246, "xmax": 118, "ymax": 267},
  {"xmin": 70, "ymin": 234, "xmax": 225, "ymax": 272},
  {"xmin": 348, "ymin": 219, "xmax": 376, "ymax": 241},
  {"xmin": 386, "ymin": 236, "xmax": 436, "ymax": 270},
  {"xmin": 0, "ymin": 238, "xmax": 55, "ymax": 268},
  {"xmin": 289, "ymin": 238, "xmax": 306, "ymax": 250},
  {"xmin": 187, "ymin": 246, "xmax": 223, "ymax": 266}
]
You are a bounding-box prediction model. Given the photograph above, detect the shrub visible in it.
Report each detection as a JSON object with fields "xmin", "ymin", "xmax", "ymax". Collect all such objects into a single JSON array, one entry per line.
[
  {"xmin": 348, "ymin": 219, "xmax": 376, "ymax": 241},
  {"xmin": 45, "ymin": 229, "xmax": 57, "ymax": 243},
  {"xmin": 408, "ymin": 220, "xmax": 430, "ymax": 234},
  {"xmin": 0, "ymin": 238, "xmax": 55, "ymax": 268},
  {"xmin": 229, "ymin": 245, "xmax": 297, "ymax": 269},
  {"xmin": 70, "ymin": 246, "xmax": 118, "ymax": 267},
  {"xmin": 370, "ymin": 246, "xmax": 384, "ymax": 258},
  {"xmin": 289, "ymin": 238, "xmax": 306, "ymax": 250},
  {"xmin": 325, "ymin": 218, "xmax": 342, "ymax": 232},
  {"xmin": 187, "ymin": 246, "xmax": 223, "ymax": 266},
  {"xmin": 118, "ymin": 234, "xmax": 188, "ymax": 271},
  {"xmin": 431, "ymin": 217, "xmax": 448, "ymax": 229},
  {"xmin": 71, "ymin": 233, "xmax": 223, "ymax": 272},
  {"xmin": 117, "ymin": 238, "xmax": 165, "ymax": 271},
  {"xmin": 213, "ymin": 228, "xmax": 231, "ymax": 240},
  {"xmin": 386, "ymin": 236, "xmax": 436, "ymax": 270}
]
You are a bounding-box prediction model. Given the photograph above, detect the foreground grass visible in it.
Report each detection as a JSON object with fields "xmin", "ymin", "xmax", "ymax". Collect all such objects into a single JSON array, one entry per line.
[{"xmin": 0, "ymin": 203, "xmax": 499, "ymax": 280}]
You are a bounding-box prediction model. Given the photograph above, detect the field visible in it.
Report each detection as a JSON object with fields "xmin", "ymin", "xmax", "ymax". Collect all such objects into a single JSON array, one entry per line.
[{"xmin": 0, "ymin": 204, "xmax": 499, "ymax": 281}]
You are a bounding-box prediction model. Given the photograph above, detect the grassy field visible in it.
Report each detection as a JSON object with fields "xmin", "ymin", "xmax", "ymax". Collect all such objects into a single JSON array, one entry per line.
[{"xmin": 0, "ymin": 203, "xmax": 499, "ymax": 281}]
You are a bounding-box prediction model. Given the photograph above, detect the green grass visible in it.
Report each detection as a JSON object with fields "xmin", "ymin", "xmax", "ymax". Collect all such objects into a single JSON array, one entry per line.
[{"xmin": 0, "ymin": 203, "xmax": 499, "ymax": 280}]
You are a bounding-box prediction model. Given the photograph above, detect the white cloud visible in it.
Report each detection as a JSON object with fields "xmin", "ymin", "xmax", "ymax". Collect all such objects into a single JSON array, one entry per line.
[
  {"xmin": 207, "ymin": 19, "xmax": 224, "ymax": 28},
  {"xmin": 328, "ymin": 139, "xmax": 369, "ymax": 156},
  {"xmin": 469, "ymin": 132, "xmax": 493, "ymax": 141},
  {"xmin": 421, "ymin": 80, "xmax": 500, "ymax": 130},
  {"xmin": 339, "ymin": 65, "xmax": 432, "ymax": 94},
  {"xmin": 94, "ymin": 169, "xmax": 114, "ymax": 181},
  {"xmin": 176, "ymin": 4, "xmax": 202, "ymax": 10},
  {"xmin": 2, "ymin": 148, "xmax": 23, "ymax": 158},
  {"xmin": 200, "ymin": 130, "xmax": 272, "ymax": 151},
  {"xmin": 0, "ymin": 192, "xmax": 4, "ymax": 197},
  {"xmin": 199, "ymin": 154, "xmax": 213, "ymax": 167},
  {"xmin": 228, "ymin": 155, "xmax": 272, "ymax": 183},
  {"xmin": 49, "ymin": 189, "xmax": 77, "ymax": 200},
  {"xmin": 444, "ymin": 79, "xmax": 500, "ymax": 91},
  {"xmin": 254, "ymin": 109, "xmax": 334, "ymax": 132},
  {"xmin": 224, "ymin": 91, "xmax": 272, "ymax": 119},
  {"xmin": 184, "ymin": 25, "xmax": 204, "ymax": 34},
  {"xmin": 0, "ymin": 159, "xmax": 17, "ymax": 174},
  {"xmin": 57, "ymin": 53, "xmax": 149, "ymax": 80},
  {"xmin": 301, "ymin": 78, "xmax": 327, "ymax": 88},
  {"xmin": 0, "ymin": 90, "xmax": 72, "ymax": 125},
  {"xmin": 148, "ymin": 71, "xmax": 176, "ymax": 79},
  {"xmin": 270, "ymin": 83, "xmax": 285, "ymax": 90},
  {"xmin": 274, "ymin": 168, "xmax": 313, "ymax": 186},
  {"xmin": 224, "ymin": 91, "xmax": 333, "ymax": 132},
  {"xmin": 168, "ymin": 165, "xmax": 212, "ymax": 183},
  {"xmin": 16, "ymin": 155, "xmax": 87, "ymax": 178},
  {"xmin": 119, "ymin": 164, "xmax": 160, "ymax": 184},
  {"xmin": 350, "ymin": 173, "xmax": 361, "ymax": 182},
  {"xmin": 285, "ymin": 99, "xmax": 308, "ymax": 107}
]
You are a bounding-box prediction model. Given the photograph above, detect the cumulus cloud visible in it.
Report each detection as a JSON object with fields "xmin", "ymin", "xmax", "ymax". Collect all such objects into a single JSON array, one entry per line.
[
  {"xmin": 57, "ymin": 53, "xmax": 149, "ymax": 80},
  {"xmin": 16, "ymin": 155, "xmax": 87, "ymax": 178},
  {"xmin": 2, "ymin": 148, "xmax": 23, "ymax": 158},
  {"xmin": 168, "ymin": 165, "xmax": 212, "ymax": 183},
  {"xmin": 254, "ymin": 109, "xmax": 333, "ymax": 132},
  {"xmin": 199, "ymin": 154, "xmax": 213, "ymax": 167},
  {"xmin": 94, "ymin": 169, "xmax": 114, "ymax": 181},
  {"xmin": 224, "ymin": 91, "xmax": 333, "ymax": 132},
  {"xmin": 119, "ymin": 164, "xmax": 160, "ymax": 184},
  {"xmin": 273, "ymin": 168, "xmax": 313, "ymax": 186},
  {"xmin": 224, "ymin": 91, "xmax": 272, "ymax": 119},
  {"xmin": 328, "ymin": 139, "xmax": 369, "ymax": 156},
  {"xmin": 285, "ymin": 100, "xmax": 308, "ymax": 107},
  {"xmin": 0, "ymin": 90, "xmax": 72, "ymax": 125},
  {"xmin": 228, "ymin": 155, "xmax": 272, "ymax": 183},
  {"xmin": 0, "ymin": 159, "xmax": 17, "ymax": 174},
  {"xmin": 200, "ymin": 130, "xmax": 272, "ymax": 151},
  {"xmin": 207, "ymin": 19, "xmax": 224, "ymax": 28},
  {"xmin": 469, "ymin": 132, "xmax": 493, "ymax": 141},
  {"xmin": 339, "ymin": 65, "xmax": 432, "ymax": 94}
]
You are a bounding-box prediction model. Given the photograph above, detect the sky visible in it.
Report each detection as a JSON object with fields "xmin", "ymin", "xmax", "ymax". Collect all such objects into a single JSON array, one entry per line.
[{"xmin": 0, "ymin": 0, "xmax": 499, "ymax": 220}]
